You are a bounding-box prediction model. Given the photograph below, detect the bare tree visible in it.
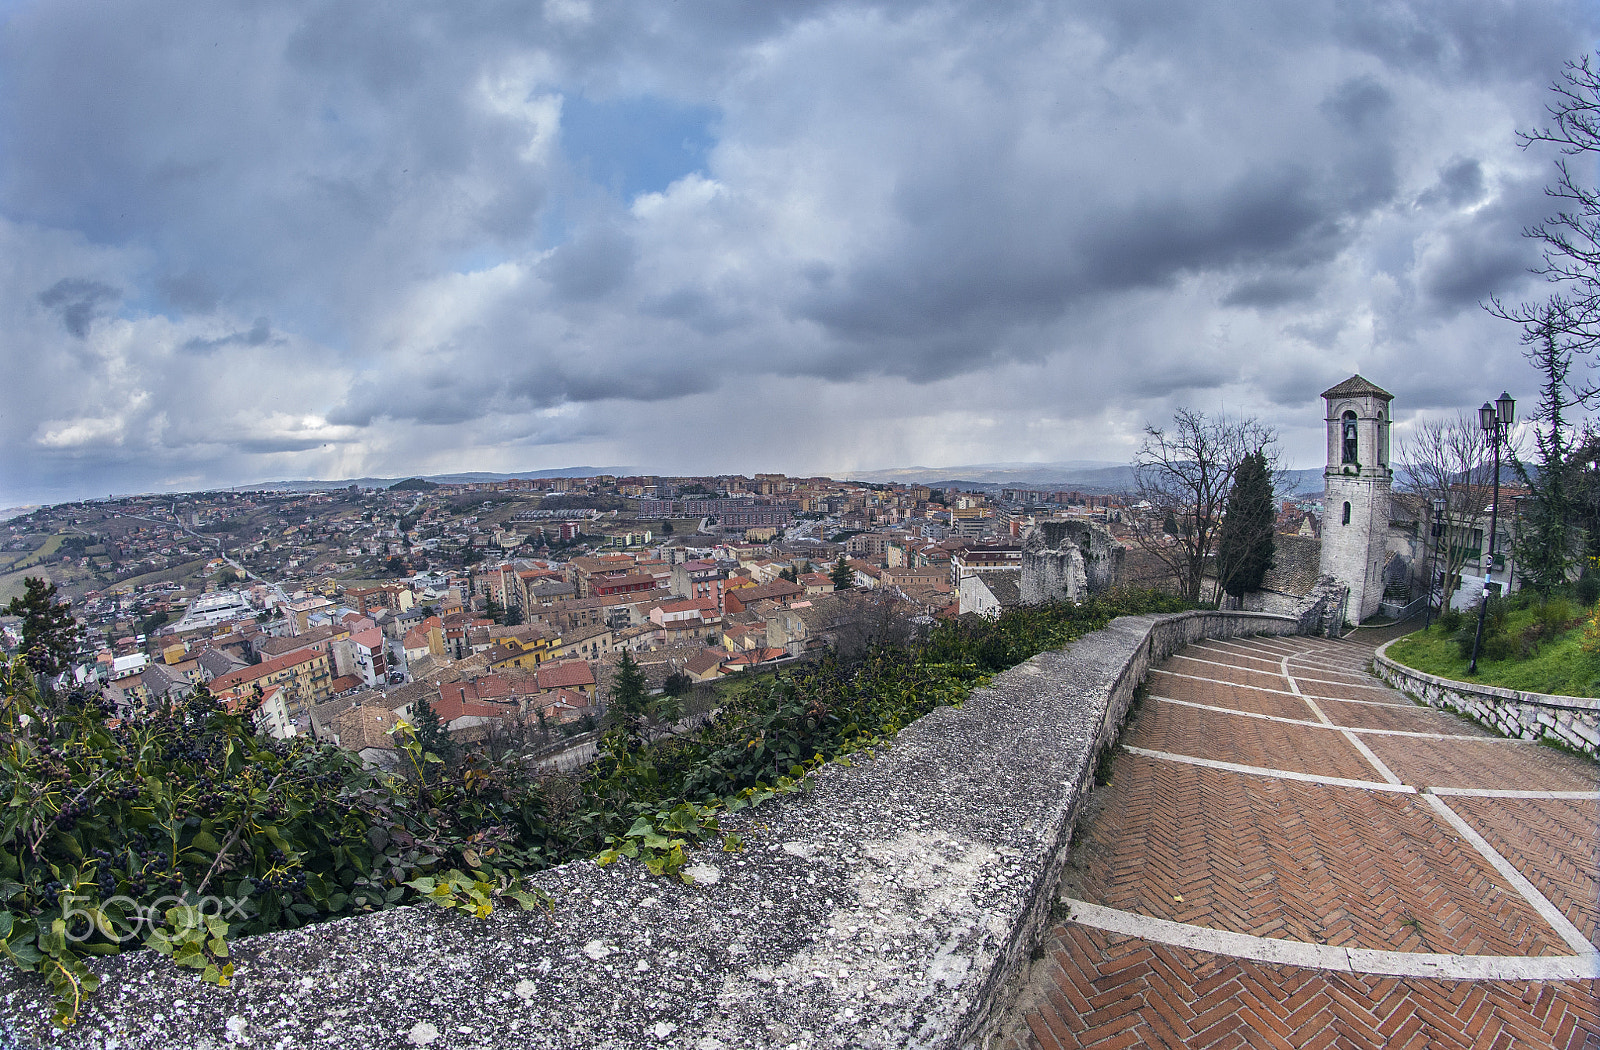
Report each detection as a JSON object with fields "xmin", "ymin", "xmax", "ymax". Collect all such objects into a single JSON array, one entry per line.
[
  {"xmin": 1130, "ymin": 410, "xmax": 1278, "ymax": 604},
  {"xmin": 1396, "ymin": 414, "xmax": 1498, "ymax": 610},
  {"xmin": 1487, "ymin": 53, "xmax": 1600, "ymax": 397},
  {"xmin": 824, "ymin": 590, "xmax": 924, "ymax": 667}
]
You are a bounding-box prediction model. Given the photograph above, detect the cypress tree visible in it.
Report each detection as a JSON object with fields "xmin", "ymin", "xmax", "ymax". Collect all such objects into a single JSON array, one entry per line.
[{"xmin": 1217, "ymin": 452, "xmax": 1276, "ymax": 601}]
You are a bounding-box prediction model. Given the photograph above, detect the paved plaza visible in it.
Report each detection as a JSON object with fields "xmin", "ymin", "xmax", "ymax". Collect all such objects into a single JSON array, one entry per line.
[{"xmin": 1000, "ymin": 630, "xmax": 1600, "ymax": 1050}]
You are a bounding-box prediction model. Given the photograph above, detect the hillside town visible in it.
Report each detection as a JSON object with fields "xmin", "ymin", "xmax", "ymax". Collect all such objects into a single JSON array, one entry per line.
[{"xmin": 1, "ymin": 470, "xmax": 1331, "ymax": 768}]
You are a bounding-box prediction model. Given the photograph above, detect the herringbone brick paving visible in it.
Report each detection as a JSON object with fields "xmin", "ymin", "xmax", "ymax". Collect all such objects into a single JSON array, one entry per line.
[
  {"xmin": 1066, "ymin": 755, "xmax": 1567, "ymax": 956},
  {"xmin": 1312, "ymin": 698, "xmax": 1495, "ymax": 735},
  {"xmin": 1003, "ymin": 926, "xmax": 1600, "ymax": 1050},
  {"xmin": 1444, "ymin": 797, "xmax": 1600, "ymax": 946},
  {"xmin": 1152, "ymin": 677, "xmax": 1315, "ymax": 721},
  {"xmin": 999, "ymin": 631, "xmax": 1600, "ymax": 1049},
  {"xmin": 1123, "ymin": 701, "xmax": 1380, "ymax": 781},
  {"xmin": 1363, "ymin": 736, "xmax": 1600, "ymax": 792}
]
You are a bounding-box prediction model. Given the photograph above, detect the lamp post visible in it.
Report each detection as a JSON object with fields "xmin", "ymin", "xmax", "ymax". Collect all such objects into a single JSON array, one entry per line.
[
  {"xmin": 1425, "ymin": 497, "xmax": 1446, "ymax": 629},
  {"xmin": 1469, "ymin": 391, "xmax": 1515, "ymax": 674}
]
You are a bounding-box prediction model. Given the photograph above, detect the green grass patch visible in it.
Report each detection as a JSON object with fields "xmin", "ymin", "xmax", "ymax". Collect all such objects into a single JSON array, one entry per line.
[
  {"xmin": 9, "ymin": 533, "xmax": 64, "ymax": 572},
  {"xmin": 1386, "ymin": 608, "xmax": 1600, "ymax": 698},
  {"xmin": 102, "ymin": 558, "xmax": 213, "ymax": 594}
]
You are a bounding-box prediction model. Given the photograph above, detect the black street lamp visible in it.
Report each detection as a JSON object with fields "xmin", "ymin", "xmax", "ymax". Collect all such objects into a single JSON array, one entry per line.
[
  {"xmin": 1469, "ymin": 391, "xmax": 1515, "ymax": 673},
  {"xmin": 1425, "ymin": 496, "xmax": 1446, "ymax": 629}
]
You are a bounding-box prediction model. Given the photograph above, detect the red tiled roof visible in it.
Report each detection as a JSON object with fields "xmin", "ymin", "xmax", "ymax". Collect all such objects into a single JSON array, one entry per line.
[
  {"xmin": 684, "ymin": 648, "xmax": 727, "ymax": 676},
  {"xmin": 535, "ymin": 660, "xmax": 595, "ymax": 691}
]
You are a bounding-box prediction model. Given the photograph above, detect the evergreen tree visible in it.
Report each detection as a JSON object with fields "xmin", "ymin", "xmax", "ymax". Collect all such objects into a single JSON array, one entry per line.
[
  {"xmin": 830, "ymin": 556, "xmax": 855, "ymax": 591},
  {"xmin": 5, "ymin": 577, "xmax": 86, "ymax": 680},
  {"xmin": 411, "ymin": 695, "xmax": 456, "ymax": 767},
  {"xmin": 1216, "ymin": 451, "xmax": 1277, "ymax": 601},
  {"xmin": 1512, "ymin": 310, "xmax": 1579, "ymax": 594},
  {"xmin": 604, "ymin": 651, "xmax": 653, "ymax": 746}
]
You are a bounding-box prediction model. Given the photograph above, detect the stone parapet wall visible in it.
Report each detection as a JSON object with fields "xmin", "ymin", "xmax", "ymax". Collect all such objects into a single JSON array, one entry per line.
[
  {"xmin": 1374, "ymin": 641, "xmax": 1599, "ymax": 759},
  {"xmin": 0, "ymin": 611, "xmax": 1299, "ymax": 1050}
]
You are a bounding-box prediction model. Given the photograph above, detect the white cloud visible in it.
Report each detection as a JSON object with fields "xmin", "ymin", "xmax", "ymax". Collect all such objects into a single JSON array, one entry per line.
[{"xmin": 0, "ymin": 0, "xmax": 1595, "ymax": 505}]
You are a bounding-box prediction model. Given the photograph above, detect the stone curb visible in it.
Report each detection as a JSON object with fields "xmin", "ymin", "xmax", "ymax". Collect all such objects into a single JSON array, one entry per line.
[{"xmin": 1374, "ymin": 639, "xmax": 1599, "ymax": 757}]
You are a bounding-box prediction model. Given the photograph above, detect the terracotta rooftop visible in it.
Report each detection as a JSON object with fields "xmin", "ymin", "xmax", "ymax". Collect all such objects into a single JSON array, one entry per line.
[{"xmin": 1321, "ymin": 373, "xmax": 1393, "ymax": 400}]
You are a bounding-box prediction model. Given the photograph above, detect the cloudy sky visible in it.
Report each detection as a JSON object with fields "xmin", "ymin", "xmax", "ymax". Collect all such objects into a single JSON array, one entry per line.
[{"xmin": 2, "ymin": 0, "xmax": 1596, "ymax": 507}]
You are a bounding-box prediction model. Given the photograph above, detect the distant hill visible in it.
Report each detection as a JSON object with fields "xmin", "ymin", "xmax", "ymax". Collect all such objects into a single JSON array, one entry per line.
[
  {"xmin": 243, "ymin": 467, "xmax": 635, "ymax": 492},
  {"xmin": 388, "ymin": 478, "xmax": 440, "ymax": 491},
  {"xmin": 841, "ymin": 461, "xmax": 1325, "ymax": 496}
]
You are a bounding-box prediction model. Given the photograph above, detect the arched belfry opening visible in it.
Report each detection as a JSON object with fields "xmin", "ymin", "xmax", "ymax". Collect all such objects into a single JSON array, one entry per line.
[{"xmin": 1319, "ymin": 374, "xmax": 1394, "ymax": 623}]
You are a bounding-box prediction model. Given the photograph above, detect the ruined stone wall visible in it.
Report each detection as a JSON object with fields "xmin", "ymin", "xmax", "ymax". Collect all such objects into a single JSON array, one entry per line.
[
  {"xmin": 1374, "ymin": 641, "xmax": 1599, "ymax": 759},
  {"xmin": 1020, "ymin": 520, "xmax": 1122, "ymax": 605}
]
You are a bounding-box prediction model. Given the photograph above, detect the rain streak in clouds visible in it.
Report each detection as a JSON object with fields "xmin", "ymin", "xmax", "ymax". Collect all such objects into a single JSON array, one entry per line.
[{"xmin": 0, "ymin": 0, "xmax": 1595, "ymax": 505}]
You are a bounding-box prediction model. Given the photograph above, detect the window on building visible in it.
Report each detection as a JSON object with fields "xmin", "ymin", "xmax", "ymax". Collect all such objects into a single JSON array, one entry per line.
[
  {"xmin": 1341, "ymin": 411, "xmax": 1358, "ymax": 464},
  {"xmin": 1342, "ymin": 501, "xmax": 1351, "ymax": 525}
]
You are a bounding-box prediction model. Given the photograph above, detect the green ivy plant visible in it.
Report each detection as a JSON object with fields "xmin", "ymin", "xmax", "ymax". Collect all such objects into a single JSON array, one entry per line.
[{"xmin": 0, "ymin": 588, "xmax": 1188, "ymax": 1026}]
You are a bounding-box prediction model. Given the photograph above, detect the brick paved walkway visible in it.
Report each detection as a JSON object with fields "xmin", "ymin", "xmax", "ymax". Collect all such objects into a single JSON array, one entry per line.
[{"xmin": 999, "ymin": 632, "xmax": 1600, "ymax": 1050}]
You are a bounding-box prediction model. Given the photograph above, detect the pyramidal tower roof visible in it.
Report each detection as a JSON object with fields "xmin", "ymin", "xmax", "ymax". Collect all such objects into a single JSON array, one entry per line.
[{"xmin": 1321, "ymin": 374, "xmax": 1393, "ymax": 401}]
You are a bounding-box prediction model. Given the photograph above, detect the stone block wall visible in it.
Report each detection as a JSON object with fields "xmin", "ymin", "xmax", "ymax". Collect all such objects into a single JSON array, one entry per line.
[
  {"xmin": 1319, "ymin": 472, "xmax": 1390, "ymax": 623},
  {"xmin": 1374, "ymin": 641, "xmax": 1599, "ymax": 758},
  {"xmin": 0, "ymin": 611, "xmax": 1299, "ymax": 1050}
]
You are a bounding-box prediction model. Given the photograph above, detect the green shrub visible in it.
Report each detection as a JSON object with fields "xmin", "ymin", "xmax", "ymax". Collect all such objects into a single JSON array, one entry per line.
[
  {"xmin": 0, "ymin": 663, "xmax": 550, "ymax": 1026},
  {"xmin": 2, "ymin": 588, "xmax": 1190, "ymax": 1025},
  {"xmin": 1574, "ymin": 572, "xmax": 1599, "ymax": 607}
]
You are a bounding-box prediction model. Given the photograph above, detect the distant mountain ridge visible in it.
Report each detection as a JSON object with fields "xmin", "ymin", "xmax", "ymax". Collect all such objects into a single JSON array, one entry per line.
[
  {"xmin": 241, "ymin": 467, "xmax": 636, "ymax": 492},
  {"xmin": 239, "ymin": 461, "xmax": 1328, "ymax": 498},
  {"xmin": 841, "ymin": 461, "xmax": 1325, "ymax": 496}
]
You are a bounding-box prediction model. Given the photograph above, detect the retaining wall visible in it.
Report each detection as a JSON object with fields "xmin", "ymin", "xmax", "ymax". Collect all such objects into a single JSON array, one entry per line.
[
  {"xmin": 1374, "ymin": 640, "xmax": 1600, "ymax": 759},
  {"xmin": 0, "ymin": 610, "xmax": 1299, "ymax": 1050}
]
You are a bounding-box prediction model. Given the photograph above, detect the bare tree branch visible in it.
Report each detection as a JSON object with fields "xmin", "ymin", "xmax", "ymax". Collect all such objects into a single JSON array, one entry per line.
[{"xmin": 1128, "ymin": 409, "xmax": 1279, "ymax": 604}]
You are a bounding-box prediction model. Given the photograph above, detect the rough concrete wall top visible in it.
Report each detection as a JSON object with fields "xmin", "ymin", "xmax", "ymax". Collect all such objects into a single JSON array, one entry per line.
[{"xmin": 0, "ymin": 611, "xmax": 1297, "ymax": 1050}]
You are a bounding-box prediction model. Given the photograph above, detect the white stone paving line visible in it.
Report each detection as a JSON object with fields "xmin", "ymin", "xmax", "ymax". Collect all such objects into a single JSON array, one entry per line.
[
  {"xmin": 1282, "ymin": 653, "xmax": 1406, "ymax": 785},
  {"xmin": 1124, "ymin": 745, "xmax": 1598, "ymax": 799},
  {"xmin": 1063, "ymin": 899, "xmax": 1600, "ymax": 981},
  {"xmin": 1148, "ymin": 695, "xmax": 1504, "ymax": 740},
  {"xmin": 1430, "ymin": 787, "xmax": 1600, "ymax": 799},
  {"xmin": 1149, "ymin": 667, "xmax": 1422, "ymax": 709},
  {"xmin": 1421, "ymin": 793, "xmax": 1600, "ymax": 957},
  {"xmin": 1120, "ymin": 745, "xmax": 1415, "ymax": 792}
]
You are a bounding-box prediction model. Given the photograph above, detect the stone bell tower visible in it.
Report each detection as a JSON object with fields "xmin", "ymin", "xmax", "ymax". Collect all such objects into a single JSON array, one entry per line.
[{"xmin": 1319, "ymin": 374, "xmax": 1393, "ymax": 624}]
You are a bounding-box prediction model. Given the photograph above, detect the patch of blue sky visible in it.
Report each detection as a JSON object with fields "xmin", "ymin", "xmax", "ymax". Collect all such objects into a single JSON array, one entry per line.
[{"xmin": 560, "ymin": 93, "xmax": 716, "ymax": 203}]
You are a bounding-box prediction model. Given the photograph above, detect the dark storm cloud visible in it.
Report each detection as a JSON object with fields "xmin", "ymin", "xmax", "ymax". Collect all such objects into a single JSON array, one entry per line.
[
  {"xmin": 538, "ymin": 226, "xmax": 637, "ymax": 301},
  {"xmin": 1418, "ymin": 158, "xmax": 1488, "ymax": 210},
  {"xmin": 1, "ymin": 0, "xmax": 1596, "ymax": 504},
  {"xmin": 37, "ymin": 278, "xmax": 118, "ymax": 338},
  {"xmin": 182, "ymin": 318, "xmax": 277, "ymax": 355}
]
